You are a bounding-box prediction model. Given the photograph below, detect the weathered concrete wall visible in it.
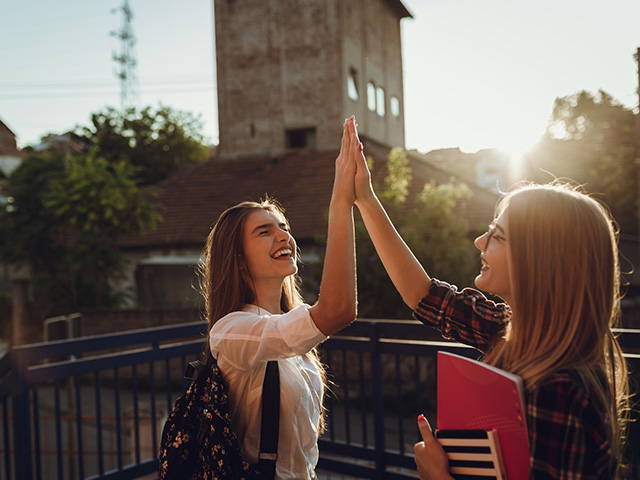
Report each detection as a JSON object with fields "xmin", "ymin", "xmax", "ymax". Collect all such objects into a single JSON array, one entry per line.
[{"xmin": 214, "ymin": 0, "xmax": 407, "ymax": 158}]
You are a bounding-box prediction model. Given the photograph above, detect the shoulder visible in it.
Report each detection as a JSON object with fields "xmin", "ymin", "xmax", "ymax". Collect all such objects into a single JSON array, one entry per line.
[{"xmin": 209, "ymin": 303, "xmax": 321, "ymax": 348}]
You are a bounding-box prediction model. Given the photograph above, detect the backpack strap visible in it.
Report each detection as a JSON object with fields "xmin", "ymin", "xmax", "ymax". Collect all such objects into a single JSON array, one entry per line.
[{"xmin": 258, "ymin": 360, "xmax": 280, "ymax": 479}]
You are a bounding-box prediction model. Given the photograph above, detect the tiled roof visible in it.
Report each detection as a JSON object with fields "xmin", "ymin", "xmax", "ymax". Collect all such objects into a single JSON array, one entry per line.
[
  {"xmin": 121, "ymin": 148, "xmax": 339, "ymax": 248},
  {"xmin": 121, "ymin": 141, "xmax": 499, "ymax": 249}
]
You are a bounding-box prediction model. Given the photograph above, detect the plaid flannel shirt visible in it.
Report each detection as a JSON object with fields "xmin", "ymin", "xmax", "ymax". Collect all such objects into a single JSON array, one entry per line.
[{"xmin": 413, "ymin": 278, "xmax": 616, "ymax": 479}]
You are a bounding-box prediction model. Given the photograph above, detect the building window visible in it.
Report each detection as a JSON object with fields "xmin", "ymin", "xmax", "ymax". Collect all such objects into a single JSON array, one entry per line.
[
  {"xmin": 286, "ymin": 127, "xmax": 317, "ymax": 149},
  {"xmin": 367, "ymin": 82, "xmax": 376, "ymax": 111},
  {"xmin": 390, "ymin": 96, "xmax": 400, "ymax": 117},
  {"xmin": 376, "ymin": 87, "xmax": 385, "ymax": 117},
  {"xmin": 347, "ymin": 68, "xmax": 359, "ymax": 101}
]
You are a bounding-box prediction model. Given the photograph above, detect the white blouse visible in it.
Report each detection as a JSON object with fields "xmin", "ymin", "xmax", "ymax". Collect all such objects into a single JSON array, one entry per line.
[{"xmin": 209, "ymin": 304, "xmax": 328, "ymax": 480}]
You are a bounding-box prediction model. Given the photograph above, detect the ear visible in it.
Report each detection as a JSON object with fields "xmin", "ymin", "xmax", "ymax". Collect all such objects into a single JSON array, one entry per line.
[{"xmin": 238, "ymin": 256, "xmax": 248, "ymax": 273}]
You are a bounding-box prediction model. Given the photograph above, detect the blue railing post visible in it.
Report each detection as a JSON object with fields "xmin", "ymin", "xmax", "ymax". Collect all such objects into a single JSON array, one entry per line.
[
  {"xmin": 11, "ymin": 351, "xmax": 33, "ymax": 480},
  {"xmin": 369, "ymin": 322, "xmax": 385, "ymax": 479}
]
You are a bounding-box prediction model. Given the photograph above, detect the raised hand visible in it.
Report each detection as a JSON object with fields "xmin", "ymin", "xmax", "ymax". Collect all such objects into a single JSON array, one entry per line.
[
  {"xmin": 332, "ymin": 116, "xmax": 358, "ymax": 206},
  {"xmin": 344, "ymin": 121, "xmax": 373, "ymax": 208}
]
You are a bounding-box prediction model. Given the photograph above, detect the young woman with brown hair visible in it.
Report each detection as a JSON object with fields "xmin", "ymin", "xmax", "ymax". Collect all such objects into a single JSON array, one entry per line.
[{"xmin": 198, "ymin": 117, "xmax": 361, "ymax": 479}]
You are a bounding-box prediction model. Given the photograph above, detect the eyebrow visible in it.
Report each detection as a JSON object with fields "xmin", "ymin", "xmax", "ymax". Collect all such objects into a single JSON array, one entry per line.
[
  {"xmin": 493, "ymin": 223, "xmax": 506, "ymax": 235},
  {"xmin": 250, "ymin": 222, "xmax": 287, "ymax": 234}
]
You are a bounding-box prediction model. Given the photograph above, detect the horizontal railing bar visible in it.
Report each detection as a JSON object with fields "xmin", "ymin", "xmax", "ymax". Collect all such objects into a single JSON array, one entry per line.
[
  {"xmin": 384, "ymin": 450, "xmax": 420, "ymax": 470},
  {"xmin": 7, "ymin": 320, "xmax": 640, "ymax": 364},
  {"xmin": 318, "ymin": 440, "xmax": 377, "ymax": 460},
  {"xmin": 11, "ymin": 321, "xmax": 207, "ymax": 364},
  {"xmin": 22, "ymin": 341, "xmax": 205, "ymax": 383}
]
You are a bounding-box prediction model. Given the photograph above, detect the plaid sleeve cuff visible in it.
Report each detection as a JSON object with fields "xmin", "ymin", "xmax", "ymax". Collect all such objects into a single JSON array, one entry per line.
[{"xmin": 413, "ymin": 278, "xmax": 509, "ymax": 350}]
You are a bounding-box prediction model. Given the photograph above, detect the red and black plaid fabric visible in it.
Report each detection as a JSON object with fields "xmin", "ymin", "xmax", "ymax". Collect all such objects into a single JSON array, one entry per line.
[{"xmin": 413, "ymin": 279, "xmax": 616, "ymax": 479}]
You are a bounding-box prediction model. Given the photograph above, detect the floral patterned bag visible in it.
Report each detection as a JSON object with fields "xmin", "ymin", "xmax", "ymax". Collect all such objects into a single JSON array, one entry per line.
[{"xmin": 158, "ymin": 355, "xmax": 279, "ymax": 480}]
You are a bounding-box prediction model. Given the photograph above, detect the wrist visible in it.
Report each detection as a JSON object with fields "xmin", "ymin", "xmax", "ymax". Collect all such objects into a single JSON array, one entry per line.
[
  {"xmin": 330, "ymin": 192, "xmax": 355, "ymax": 208},
  {"xmin": 355, "ymin": 191, "xmax": 379, "ymax": 210}
]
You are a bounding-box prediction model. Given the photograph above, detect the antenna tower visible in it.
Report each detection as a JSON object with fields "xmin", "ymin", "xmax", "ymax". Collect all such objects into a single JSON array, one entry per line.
[{"xmin": 111, "ymin": 0, "xmax": 138, "ymax": 111}]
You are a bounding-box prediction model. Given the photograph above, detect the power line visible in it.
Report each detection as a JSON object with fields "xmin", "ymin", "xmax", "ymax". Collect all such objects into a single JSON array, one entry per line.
[
  {"xmin": 0, "ymin": 86, "xmax": 215, "ymax": 100},
  {"xmin": 0, "ymin": 76, "xmax": 214, "ymax": 90}
]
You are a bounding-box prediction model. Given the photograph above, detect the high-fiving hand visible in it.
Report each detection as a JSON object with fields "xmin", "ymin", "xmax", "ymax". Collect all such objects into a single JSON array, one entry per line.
[{"xmin": 333, "ymin": 116, "xmax": 359, "ymax": 206}]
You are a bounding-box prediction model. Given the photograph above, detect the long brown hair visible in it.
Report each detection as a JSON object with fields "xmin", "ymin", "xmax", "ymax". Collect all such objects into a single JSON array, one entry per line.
[
  {"xmin": 484, "ymin": 182, "xmax": 630, "ymax": 458},
  {"xmin": 198, "ymin": 198, "xmax": 327, "ymax": 432}
]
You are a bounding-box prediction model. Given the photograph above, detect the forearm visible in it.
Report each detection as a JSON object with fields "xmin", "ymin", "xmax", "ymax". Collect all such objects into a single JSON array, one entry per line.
[
  {"xmin": 356, "ymin": 194, "xmax": 431, "ymax": 310},
  {"xmin": 310, "ymin": 196, "xmax": 357, "ymax": 336}
]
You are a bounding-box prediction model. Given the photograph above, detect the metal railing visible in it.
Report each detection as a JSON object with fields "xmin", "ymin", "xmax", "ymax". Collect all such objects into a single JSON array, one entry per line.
[{"xmin": 0, "ymin": 319, "xmax": 638, "ymax": 480}]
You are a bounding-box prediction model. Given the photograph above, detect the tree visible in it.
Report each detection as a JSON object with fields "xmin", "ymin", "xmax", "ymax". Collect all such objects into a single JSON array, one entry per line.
[
  {"xmin": 0, "ymin": 151, "xmax": 160, "ymax": 315},
  {"xmin": 523, "ymin": 90, "xmax": 638, "ymax": 235},
  {"xmin": 80, "ymin": 105, "xmax": 210, "ymax": 185},
  {"xmin": 313, "ymin": 149, "xmax": 479, "ymax": 319}
]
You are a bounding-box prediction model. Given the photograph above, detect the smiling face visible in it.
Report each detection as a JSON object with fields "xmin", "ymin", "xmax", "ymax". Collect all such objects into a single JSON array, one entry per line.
[
  {"xmin": 473, "ymin": 210, "xmax": 513, "ymax": 305},
  {"xmin": 241, "ymin": 208, "xmax": 298, "ymax": 285}
]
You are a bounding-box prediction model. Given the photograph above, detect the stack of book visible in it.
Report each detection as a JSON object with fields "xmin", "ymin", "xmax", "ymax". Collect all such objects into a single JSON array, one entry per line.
[{"xmin": 436, "ymin": 352, "xmax": 530, "ymax": 479}]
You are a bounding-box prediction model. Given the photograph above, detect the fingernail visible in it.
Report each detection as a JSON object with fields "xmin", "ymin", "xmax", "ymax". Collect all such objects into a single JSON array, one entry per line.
[
  {"xmin": 417, "ymin": 414, "xmax": 427, "ymax": 423},
  {"xmin": 359, "ymin": 142, "xmax": 363, "ymax": 152}
]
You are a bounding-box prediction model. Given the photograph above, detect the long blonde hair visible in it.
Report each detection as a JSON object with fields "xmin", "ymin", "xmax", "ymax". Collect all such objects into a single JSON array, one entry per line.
[
  {"xmin": 198, "ymin": 198, "xmax": 327, "ymax": 431},
  {"xmin": 484, "ymin": 182, "xmax": 629, "ymax": 457}
]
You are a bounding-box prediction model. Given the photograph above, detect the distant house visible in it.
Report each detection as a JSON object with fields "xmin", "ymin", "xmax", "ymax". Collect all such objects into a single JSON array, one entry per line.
[
  {"xmin": 32, "ymin": 132, "xmax": 84, "ymax": 155},
  {"xmin": 118, "ymin": 0, "xmax": 499, "ymax": 309},
  {"xmin": 121, "ymin": 138, "xmax": 498, "ymax": 308},
  {"xmin": 0, "ymin": 118, "xmax": 24, "ymax": 178}
]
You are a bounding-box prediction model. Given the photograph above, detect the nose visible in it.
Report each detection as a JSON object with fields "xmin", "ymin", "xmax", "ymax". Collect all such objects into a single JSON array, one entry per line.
[
  {"xmin": 277, "ymin": 227, "xmax": 291, "ymax": 243},
  {"xmin": 474, "ymin": 233, "xmax": 486, "ymax": 251}
]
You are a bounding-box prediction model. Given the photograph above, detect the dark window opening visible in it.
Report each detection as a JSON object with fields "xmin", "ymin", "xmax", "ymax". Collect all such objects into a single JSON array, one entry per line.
[
  {"xmin": 348, "ymin": 68, "xmax": 359, "ymax": 101},
  {"xmin": 286, "ymin": 128, "xmax": 317, "ymax": 148}
]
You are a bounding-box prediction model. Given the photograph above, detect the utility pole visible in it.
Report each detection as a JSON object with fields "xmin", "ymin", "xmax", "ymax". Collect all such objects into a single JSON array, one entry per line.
[{"xmin": 111, "ymin": 0, "xmax": 138, "ymax": 111}]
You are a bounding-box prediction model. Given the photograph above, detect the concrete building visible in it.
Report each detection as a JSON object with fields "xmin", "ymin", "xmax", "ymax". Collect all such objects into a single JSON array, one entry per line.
[{"xmin": 214, "ymin": 0, "xmax": 411, "ymax": 158}]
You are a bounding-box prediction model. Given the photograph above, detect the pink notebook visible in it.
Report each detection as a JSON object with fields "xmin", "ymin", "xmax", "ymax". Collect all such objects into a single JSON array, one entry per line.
[{"xmin": 437, "ymin": 351, "xmax": 530, "ymax": 479}]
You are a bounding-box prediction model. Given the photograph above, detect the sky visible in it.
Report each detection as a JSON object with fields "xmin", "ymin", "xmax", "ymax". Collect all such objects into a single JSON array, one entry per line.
[{"xmin": 1, "ymin": 0, "xmax": 639, "ymax": 161}]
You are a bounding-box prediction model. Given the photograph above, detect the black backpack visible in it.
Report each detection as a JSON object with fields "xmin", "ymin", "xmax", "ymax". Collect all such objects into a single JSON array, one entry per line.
[{"xmin": 158, "ymin": 354, "xmax": 280, "ymax": 480}]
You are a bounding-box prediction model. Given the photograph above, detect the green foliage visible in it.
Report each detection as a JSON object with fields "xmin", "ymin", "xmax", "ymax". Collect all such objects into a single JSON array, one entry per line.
[
  {"xmin": 80, "ymin": 105, "xmax": 209, "ymax": 185},
  {"xmin": 524, "ymin": 90, "xmax": 638, "ymax": 235},
  {"xmin": 354, "ymin": 150, "xmax": 479, "ymax": 319},
  {"xmin": 381, "ymin": 147, "xmax": 412, "ymax": 205},
  {"xmin": 402, "ymin": 182, "xmax": 476, "ymax": 289},
  {"xmin": 45, "ymin": 154, "xmax": 159, "ymax": 236},
  {"xmin": 0, "ymin": 151, "xmax": 160, "ymax": 314}
]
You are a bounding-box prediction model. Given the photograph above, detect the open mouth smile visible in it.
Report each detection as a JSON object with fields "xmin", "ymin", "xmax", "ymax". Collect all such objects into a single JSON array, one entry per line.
[{"xmin": 271, "ymin": 247, "xmax": 293, "ymax": 259}]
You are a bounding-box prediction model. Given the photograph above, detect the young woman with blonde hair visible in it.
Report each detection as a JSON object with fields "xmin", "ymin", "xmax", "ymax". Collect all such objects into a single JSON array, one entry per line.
[
  {"xmin": 351, "ymin": 130, "xmax": 629, "ymax": 477},
  {"xmin": 199, "ymin": 117, "xmax": 361, "ymax": 479}
]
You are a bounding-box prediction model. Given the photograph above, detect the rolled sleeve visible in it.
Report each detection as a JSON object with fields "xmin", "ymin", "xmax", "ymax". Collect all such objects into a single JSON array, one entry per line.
[
  {"xmin": 413, "ymin": 278, "xmax": 510, "ymax": 351},
  {"xmin": 278, "ymin": 304, "xmax": 327, "ymax": 354},
  {"xmin": 209, "ymin": 304, "xmax": 328, "ymax": 370}
]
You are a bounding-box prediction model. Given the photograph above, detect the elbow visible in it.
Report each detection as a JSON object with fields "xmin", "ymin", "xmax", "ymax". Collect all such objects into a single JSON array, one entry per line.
[
  {"xmin": 334, "ymin": 301, "xmax": 357, "ymax": 325},
  {"xmin": 328, "ymin": 301, "xmax": 357, "ymax": 335}
]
